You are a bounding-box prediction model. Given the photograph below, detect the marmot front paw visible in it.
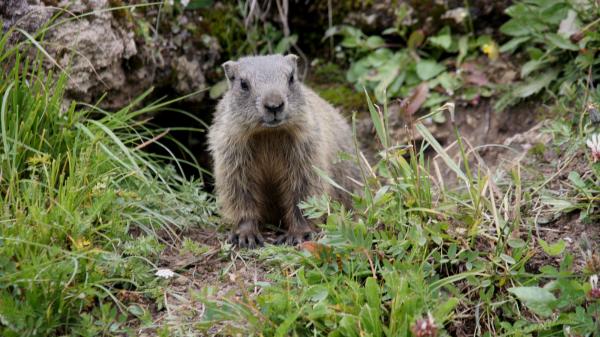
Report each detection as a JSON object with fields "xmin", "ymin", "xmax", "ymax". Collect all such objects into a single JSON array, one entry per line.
[
  {"xmin": 276, "ymin": 230, "xmax": 314, "ymax": 246},
  {"xmin": 228, "ymin": 221, "xmax": 264, "ymax": 249}
]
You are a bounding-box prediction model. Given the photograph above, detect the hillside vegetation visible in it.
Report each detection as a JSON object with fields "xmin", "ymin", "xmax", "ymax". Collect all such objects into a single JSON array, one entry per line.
[{"xmin": 1, "ymin": 0, "xmax": 599, "ymax": 336}]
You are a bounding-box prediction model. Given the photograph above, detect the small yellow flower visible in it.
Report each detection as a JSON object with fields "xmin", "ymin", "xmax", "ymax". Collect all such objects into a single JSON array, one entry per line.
[{"xmin": 481, "ymin": 42, "xmax": 499, "ymax": 61}]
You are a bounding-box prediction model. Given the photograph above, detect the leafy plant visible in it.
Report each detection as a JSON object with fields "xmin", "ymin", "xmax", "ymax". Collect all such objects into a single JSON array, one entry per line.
[
  {"xmin": 496, "ymin": 0, "xmax": 600, "ymax": 109},
  {"xmin": 329, "ymin": 24, "xmax": 495, "ymax": 116}
]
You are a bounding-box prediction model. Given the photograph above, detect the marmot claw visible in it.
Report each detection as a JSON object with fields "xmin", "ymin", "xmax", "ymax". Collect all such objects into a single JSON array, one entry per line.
[
  {"xmin": 228, "ymin": 222, "xmax": 264, "ymax": 249},
  {"xmin": 276, "ymin": 230, "xmax": 313, "ymax": 246}
]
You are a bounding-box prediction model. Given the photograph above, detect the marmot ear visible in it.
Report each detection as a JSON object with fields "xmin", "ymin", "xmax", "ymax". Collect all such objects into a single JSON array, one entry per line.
[
  {"xmin": 284, "ymin": 54, "xmax": 299, "ymax": 69},
  {"xmin": 222, "ymin": 61, "xmax": 238, "ymax": 83}
]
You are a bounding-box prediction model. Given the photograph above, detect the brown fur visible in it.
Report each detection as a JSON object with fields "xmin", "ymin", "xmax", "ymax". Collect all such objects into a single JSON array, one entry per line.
[{"xmin": 208, "ymin": 55, "xmax": 358, "ymax": 248}]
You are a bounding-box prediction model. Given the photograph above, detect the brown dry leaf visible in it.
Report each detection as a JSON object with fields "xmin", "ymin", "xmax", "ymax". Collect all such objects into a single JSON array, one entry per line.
[
  {"xmin": 498, "ymin": 69, "xmax": 517, "ymax": 84},
  {"xmin": 461, "ymin": 62, "xmax": 489, "ymax": 85},
  {"xmin": 299, "ymin": 241, "xmax": 333, "ymax": 260},
  {"xmin": 403, "ymin": 82, "xmax": 429, "ymax": 118}
]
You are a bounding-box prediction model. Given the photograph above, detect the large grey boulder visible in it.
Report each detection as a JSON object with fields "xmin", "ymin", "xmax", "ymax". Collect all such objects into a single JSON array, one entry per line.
[{"xmin": 2, "ymin": 0, "xmax": 218, "ymax": 109}]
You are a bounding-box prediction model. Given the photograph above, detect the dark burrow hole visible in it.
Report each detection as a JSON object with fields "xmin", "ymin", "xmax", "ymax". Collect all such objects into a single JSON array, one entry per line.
[{"xmin": 142, "ymin": 87, "xmax": 217, "ymax": 192}]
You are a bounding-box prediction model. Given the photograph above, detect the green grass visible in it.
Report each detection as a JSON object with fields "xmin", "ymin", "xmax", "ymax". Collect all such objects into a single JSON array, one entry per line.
[
  {"xmin": 197, "ymin": 90, "xmax": 600, "ymax": 336},
  {"xmin": 0, "ymin": 31, "xmax": 214, "ymax": 336}
]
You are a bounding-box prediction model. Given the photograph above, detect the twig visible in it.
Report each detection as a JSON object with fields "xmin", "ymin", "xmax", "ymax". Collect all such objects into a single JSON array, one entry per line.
[
  {"xmin": 363, "ymin": 248, "xmax": 377, "ymax": 279},
  {"xmin": 135, "ymin": 128, "xmax": 170, "ymax": 150}
]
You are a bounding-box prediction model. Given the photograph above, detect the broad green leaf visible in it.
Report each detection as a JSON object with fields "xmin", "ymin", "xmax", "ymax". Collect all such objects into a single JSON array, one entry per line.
[
  {"xmin": 539, "ymin": 238, "xmax": 566, "ymax": 256},
  {"xmin": 540, "ymin": 2, "xmax": 570, "ymax": 25},
  {"xmin": 372, "ymin": 56, "xmax": 402, "ymax": 102},
  {"xmin": 505, "ymin": 3, "xmax": 528, "ymax": 18},
  {"xmin": 364, "ymin": 277, "xmax": 381, "ymax": 310},
  {"xmin": 500, "ymin": 19, "xmax": 531, "ymax": 36},
  {"xmin": 437, "ymin": 72, "xmax": 460, "ymax": 96},
  {"xmin": 527, "ymin": 47, "xmax": 544, "ymax": 60},
  {"xmin": 304, "ymin": 285, "xmax": 329, "ymax": 302},
  {"xmin": 274, "ymin": 34, "xmax": 298, "ymax": 53},
  {"xmin": 366, "ymin": 36, "xmax": 385, "ymax": 49},
  {"xmin": 520, "ymin": 59, "xmax": 547, "ymax": 78},
  {"xmin": 507, "ymin": 238, "xmax": 527, "ymax": 248},
  {"xmin": 567, "ymin": 171, "xmax": 587, "ymax": 191},
  {"xmin": 545, "ymin": 33, "xmax": 578, "ymax": 51},
  {"xmin": 513, "ymin": 69, "xmax": 558, "ymax": 98},
  {"xmin": 127, "ymin": 304, "xmax": 145, "ymax": 317},
  {"xmin": 508, "ymin": 286, "xmax": 556, "ymax": 317},
  {"xmin": 382, "ymin": 27, "xmax": 398, "ymax": 35},
  {"xmin": 339, "ymin": 316, "xmax": 360, "ymax": 337},
  {"xmin": 307, "ymin": 303, "xmax": 329, "ymax": 320},
  {"xmin": 359, "ymin": 304, "xmax": 383, "ymax": 337},
  {"xmin": 430, "ymin": 33, "xmax": 452, "ymax": 50},
  {"xmin": 457, "ymin": 35, "xmax": 469, "ymax": 64},
  {"xmin": 274, "ymin": 310, "xmax": 301, "ymax": 337},
  {"xmin": 500, "ymin": 253, "xmax": 516, "ymax": 265},
  {"xmin": 416, "ymin": 60, "xmax": 445, "ymax": 80},
  {"xmin": 499, "ymin": 36, "xmax": 530, "ymax": 54},
  {"xmin": 340, "ymin": 26, "xmax": 365, "ymax": 48},
  {"xmin": 541, "ymin": 195, "xmax": 576, "ymax": 213}
]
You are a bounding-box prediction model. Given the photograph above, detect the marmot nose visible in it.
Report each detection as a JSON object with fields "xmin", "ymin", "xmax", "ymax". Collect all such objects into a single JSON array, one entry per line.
[{"xmin": 264, "ymin": 101, "xmax": 284, "ymax": 115}]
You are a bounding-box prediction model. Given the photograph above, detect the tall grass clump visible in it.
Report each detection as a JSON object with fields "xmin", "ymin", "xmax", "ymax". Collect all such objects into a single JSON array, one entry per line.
[{"xmin": 0, "ymin": 31, "xmax": 213, "ymax": 336}]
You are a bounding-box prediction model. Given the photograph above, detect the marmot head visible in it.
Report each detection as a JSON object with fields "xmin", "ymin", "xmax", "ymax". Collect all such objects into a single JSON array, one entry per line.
[{"xmin": 222, "ymin": 54, "xmax": 305, "ymax": 129}]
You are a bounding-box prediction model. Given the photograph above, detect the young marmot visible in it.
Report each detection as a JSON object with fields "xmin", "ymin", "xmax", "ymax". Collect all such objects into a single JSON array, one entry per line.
[{"xmin": 208, "ymin": 54, "xmax": 359, "ymax": 248}]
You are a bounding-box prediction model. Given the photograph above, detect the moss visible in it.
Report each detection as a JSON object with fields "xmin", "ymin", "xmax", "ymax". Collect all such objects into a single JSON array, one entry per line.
[
  {"xmin": 528, "ymin": 143, "xmax": 546, "ymax": 158},
  {"xmin": 311, "ymin": 62, "xmax": 347, "ymax": 84},
  {"xmin": 313, "ymin": 84, "xmax": 365, "ymax": 113},
  {"xmin": 308, "ymin": 62, "xmax": 364, "ymax": 113}
]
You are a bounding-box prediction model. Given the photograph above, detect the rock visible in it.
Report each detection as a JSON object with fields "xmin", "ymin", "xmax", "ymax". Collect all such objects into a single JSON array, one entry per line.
[
  {"xmin": 1, "ymin": 0, "xmax": 50, "ymax": 39},
  {"xmin": 1, "ymin": 0, "xmax": 219, "ymax": 109},
  {"xmin": 173, "ymin": 56, "xmax": 205, "ymax": 103}
]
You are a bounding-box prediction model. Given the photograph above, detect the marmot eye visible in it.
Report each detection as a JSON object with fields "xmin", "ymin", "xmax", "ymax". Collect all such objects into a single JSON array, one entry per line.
[
  {"xmin": 240, "ymin": 79, "xmax": 249, "ymax": 91},
  {"xmin": 289, "ymin": 73, "xmax": 295, "ymax": 85}
]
